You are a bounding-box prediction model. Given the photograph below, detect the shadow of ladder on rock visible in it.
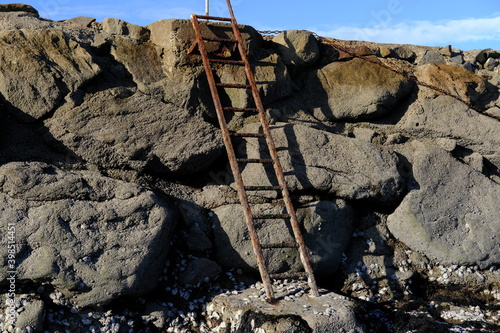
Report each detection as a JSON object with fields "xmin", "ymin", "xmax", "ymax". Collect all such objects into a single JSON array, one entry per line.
[{"xmin": 188, "ymin": 0, "xmax": 319, "ymax": 304}]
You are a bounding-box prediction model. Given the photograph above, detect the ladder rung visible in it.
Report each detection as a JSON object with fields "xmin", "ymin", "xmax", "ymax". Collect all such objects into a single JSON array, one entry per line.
[
  {"xmin": 244, "ymin": 186, "xmax": 281, "ymax": 191},
  {"xmin": 202, "ymin": 36, "xmax": 238, "ymax": 43},
  {"xmin": 270, "ymin": 272, "xmax": 308, "ymax": 280},
  {"xmin": 253, "ymin": 214, "xmax": 290, "ymax": 220},
  {"xmin": 195, "ymin": 15, "xmax": 232, "ymax": 22},
  {"xmin": 261, "ymin": 242, "xmax": 299, "ymax": 249},
  {"xmin": 230, "ymin": 132, "xmax": 266, "ymax": 138},
  {"xmin": 224, "ymin": 107, "xmax": 259, "ymax": 113},
  {"xmin": 209, "ymin": 59, "xmax": 245, "ymax": 65},
  {"xmin": 236, "ymin": 158, "xmax": 274, "ymax": 164},
  {"xmin": 216, "ymin": 83, "xmax": 251, "ymax": 89}
]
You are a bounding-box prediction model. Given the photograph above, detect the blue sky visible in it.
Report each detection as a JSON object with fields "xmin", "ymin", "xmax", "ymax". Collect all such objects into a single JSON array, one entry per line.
[{"xmin": 21, "ymin": 0, "xmax": 500, "ymax": 50}]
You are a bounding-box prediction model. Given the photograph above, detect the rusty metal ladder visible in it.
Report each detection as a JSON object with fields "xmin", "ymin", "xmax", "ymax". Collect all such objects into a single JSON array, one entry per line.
[{"xmin": 188, "ymin": 0, "xmax": 319, "ymax": 303}]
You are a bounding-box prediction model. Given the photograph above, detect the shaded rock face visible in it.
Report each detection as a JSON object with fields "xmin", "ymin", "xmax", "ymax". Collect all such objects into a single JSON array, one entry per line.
[
  {"xmin": 45, "ymin": 93, "xmax": 224, "ymax": 174},
  {"xmin": 0, "ymin": 162, "xmax": 177, "ymax": 307}
]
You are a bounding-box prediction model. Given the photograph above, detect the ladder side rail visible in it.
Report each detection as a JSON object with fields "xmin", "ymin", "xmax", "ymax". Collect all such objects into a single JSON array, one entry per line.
[
  {"xmin": 225, "ymin": 2, "xmax": 320, "ymax": 297},
  {"xmin": 190, "ymin": 14, "xmax": 276, "ymax": 303}
]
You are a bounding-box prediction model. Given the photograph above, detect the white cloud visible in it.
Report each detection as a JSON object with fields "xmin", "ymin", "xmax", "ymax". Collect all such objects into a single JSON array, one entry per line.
[{"xmin": 315, "ymin": 16, "xmax": 500, "ymax": 49}]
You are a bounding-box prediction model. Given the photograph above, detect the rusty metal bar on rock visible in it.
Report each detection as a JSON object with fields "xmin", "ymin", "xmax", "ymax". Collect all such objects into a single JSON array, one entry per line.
[
  {"xmin": 209, "ymin": 59, "xmax": 245, "ymax": 65},
  {"xmin": 244, "ymin": 185, "xmax": 282, "ymax": 191},
  {"xmin": 197, "ymin": 14, "xmax": 232, "ymax": 22},
  {"xmin": 191, "ymin": 12, "xmax": 276, "ymax": 304},
  {"xmin": 253, "ymin": 214, "xmax": 290, "ymax": 220},
  {"xmin": 270, "ymin": 272, "xmax": 308, "ymax": 280},
  {"xmin": 236, "ymin": 158, "xmax": 274, "ymax": 164},
  {"xmin": 202, "ymin": 36, "xmax": 238, "ymax": 43},
  {"xmin": 230, "ymin": 132, "xmax": 266, "ymax": 137},
  {"xmin": 216, "ymin": 82, "xmax": 251, "ymax": 89},
  {"xmin": 261, "ymin": 242, "xmax": 299, "ymax": 249},
  {"xmin": 225, "ymin": 0, "xmax": 320, "ymax": 299},
  {"xmin": 224, "ymin": 107, "xmax": 259, "ymax": 113}
]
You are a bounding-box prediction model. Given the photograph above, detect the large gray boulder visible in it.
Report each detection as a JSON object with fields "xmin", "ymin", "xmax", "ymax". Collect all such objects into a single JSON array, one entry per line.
[
  {"xmin": 413, "ymin": 64, "xmax": 488, "ymax": 105},
  {"xmin": 102, "ymin": 17, "xmax": 150, "ymax": 41},
  {"xmin": 109, "ymin": 35, "xmax": 165, "ymax": 96},
  {"xmin": 0, "ymin": 29, "xmax": 101, "ymax": 122},
  {"xmin": 148, "ymin": 19, "xmax": 293, "ymax": 117},
  {"xmin": 0, "ymin": 162, "xmax": 177, "ymax": 307},
  {"xmin": 206, "ymin": 284, "xmax": 365, "ymax": 332},
  {"xmin": 292, "ymin": 57, "xmax": 413, "ymax": 121},
  {"xmin": 273, "ymin": 30, "xmax": 320, "ymax": 75},
  {"xmin": 211, "ymin": 200, "xmax": 355, "ymax": 276},
  {"xmin": 45, "ymin": 92, "xmax": 224, "ymax": 174},
  {"xmin": 237, "ymin": 123, "xmax": 405, "ymax": 203},
  {"xmin": 397, "ymin": 94, "xmax": 500, "ymax": 160},
  {"xmin": 387, "ymin": 142, "xmax": 500, "ymax": 269},
  {"xmin": 148, "ymin": 19, "xmax": 262, "ymax": 68}
]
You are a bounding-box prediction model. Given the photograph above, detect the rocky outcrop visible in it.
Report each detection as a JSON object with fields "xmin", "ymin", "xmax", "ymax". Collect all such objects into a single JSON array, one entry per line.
[{"xmin": 0, "ymin": 4, "xmax": 499, "ymax": 332}]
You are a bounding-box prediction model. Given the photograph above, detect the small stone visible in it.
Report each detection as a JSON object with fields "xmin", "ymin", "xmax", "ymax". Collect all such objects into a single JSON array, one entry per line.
[
  {"xmin": 393, "ymin": 45, "xmax": 416, "ymax": 61},
  {"xmin": 484, "ymin": 57, "xmax": 499, "ymax": 71},
  {"xmin": 386, "ymin": 133, "xmax": 407, "ymax": 145},
  {"xmin": 379, "ymin": 46, "xmax": 392, "ymax": 58},
  {"xmin": 439, "ymin": 45, "xmax": 452, "ymax": 57},
  {"xmin": 476, "ymin": 48, "xmax": 496, "ymax": 64},
  {"xmin": 436, "ymin": 138, "xmax": 458, "ymax": 152},
  {"xmin": 449, "ymin": 54, "xmax": 464, "ymax": 66},
  {"xmin": 353, "ymin": 127, "xmax": 376, "ymax": 142},
  {"xmin": 464, "ymin": 152, "xmax": 485, "ymax": 173},
  {"xmin": 419, "ymin": 50, "xmax": 446, "ymax": 65}
]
